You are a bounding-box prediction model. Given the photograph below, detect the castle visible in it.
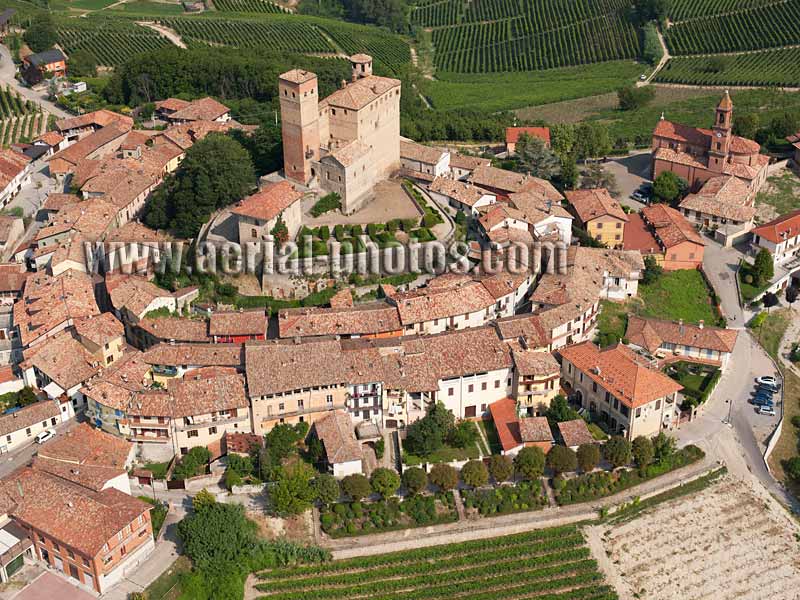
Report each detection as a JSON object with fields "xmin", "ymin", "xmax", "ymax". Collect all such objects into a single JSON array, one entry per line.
[{"xmin": 279, "ymin": 54, "xmax": 401, "ymax": 214}]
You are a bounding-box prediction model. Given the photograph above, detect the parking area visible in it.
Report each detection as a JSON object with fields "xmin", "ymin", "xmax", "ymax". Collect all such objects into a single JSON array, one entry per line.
[{"xmin": 603, "ymin": 151, "xmax": 652, "ymax": 210}]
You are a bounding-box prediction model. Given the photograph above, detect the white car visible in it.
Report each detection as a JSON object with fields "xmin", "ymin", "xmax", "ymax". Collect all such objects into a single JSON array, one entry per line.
[
  {"xmin": 34, "ymin": 429, "xmax": 55, "ymax": 444},
  {"xmin": 758, "ymin": 405, "xmax": 776, "ymax": 417},
  {"xmin": 756, "ymin": 375, "xmax": 779, "ymax": 387}
]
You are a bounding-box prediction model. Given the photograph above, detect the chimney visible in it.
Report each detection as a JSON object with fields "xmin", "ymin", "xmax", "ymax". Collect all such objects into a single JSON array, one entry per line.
[
  {"xmin": 698, "ymin": 320, "xmax": 704, "ymax": 329},
  {"xmin": 678, "ymin": 319, "xmax": 684, "ymax": 335},
  {"xmin": 340, "ymin": 80, "xmax": 347, "ymax": 90}
]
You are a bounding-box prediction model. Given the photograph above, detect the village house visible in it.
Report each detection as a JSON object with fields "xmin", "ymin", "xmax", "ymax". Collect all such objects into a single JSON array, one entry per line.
[
  {"xmin": 22, "ymin": 48, "xmax": 67, "ymax": 78},
  {"xmin": 157, "ymin": 97, "xmax": 231, "ymax": 124},
  {"xmin": 505, "ymin": 126, "xmax": 551, "ymax": 154},
  {"xmin": 652, "ymin": 92, "xmax": 769, "ymax": 194},
  {"xmin": 487, "ymin": 397, "xmax": 553, "ymax": 455},
  {"xmin": 104, "ymin": 274, "xmax": 198, "ymax": 326},
  {"xmin": 468, "ymin": 164, "xmax": 563, "ymax": 202},
  {"xmin": 0, "ymin": 466, "xmax": 154, "ymax": 594},
  {"xmin": 209, "ymin": 310, "xmax": 267, "ymax": 343},
  {"xmin": 0, "ymin": 399, "xmax": 64, "ymax": 453},
  {"xmin": 132, "ymin": 316, "xmax": 211, "ymax": 349},
  {"xmin": 787, "ymin": 131, "xmax": 800, "ymax": 164},
  {"xmin": 508, "ymin": 340, "xmax": 560, "ymax": 415},
  {"xmin": 751, "ymin": 209, "xmax": 800, "ymax": 270},
  {"xmin": 427, "ymin": 176, "xmax": 496, "ymax": 216},
  {"xmin": 565, "ymin": 188, "xmax": 628, "ymax": 248},
  {"xmin": 103, "ymin": 222, "xmax": 172, "ymax": 275},
  {"xmin": 559, "ymin": 342, "xmax": 682, "ymax": 439},
  {"xmin": 232, "ymin": 181, "xmax": 304, "ymax": 245},
  {"xmin": 624, "ymin": 204, "xmax": 705, "ymax": 270},
  {"xmin": 448, "ymin": 152, "xmax": 490, "ymax": 181},
  {"xmin": 678, "ymin": 175, "xmax": 756, "ymax": 244},
  {"xmin": 625, "ymin": 315, "xmax": 738, "ymax": 369},
  {"xmin": 280, "ymin": 55, "xmax": 401, "ymax": 214},
  {"xmin": 277, "ymin": 302, "xmax": 403, "ymax": 340},
  {"xmin": 142, "ymin": 343, "xmax": 243, "ymax": 385},
  {"xmin": 0, "ymin": 149, "xmax": 31, "ymax": 209},
  {"xmin": 557, "ymin": 419, "xmax": 596, "ymax": 451},
  {"xmin": 399, "ymin": 140, "xmax": 450, "ymax": 181},
  {"xmin": 311, "ymin": 410, "xmax": 364, "ymax": 478},
  {"xmin": 54, "ymin": 110, "xmax": 134, "ymax": 145},
  {"xmin": 32, "ymin": 131, "xmax": 67, "ymax": 158},
  {"xmin": 0, "ymin": 263, "xmax": 27, "ymax": 304}
]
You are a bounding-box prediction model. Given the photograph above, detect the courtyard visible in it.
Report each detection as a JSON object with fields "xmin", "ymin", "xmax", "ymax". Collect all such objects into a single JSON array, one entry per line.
[{"xmin": 302, "ymin": 179, "xmax": 422, "ymax": 227}]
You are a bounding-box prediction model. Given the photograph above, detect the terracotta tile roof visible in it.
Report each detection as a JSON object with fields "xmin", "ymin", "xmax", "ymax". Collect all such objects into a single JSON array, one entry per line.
[
  {"xmin": 168, "ymin": 97, "xmax": 229, "ymax": 122},
  {"xmin": 494, "ymin": 313, "xmax": 551, "ymax": 348},
  {"xmin": 390, "ymin": 277, "xmax": 496, "ymax": 324},
  {"xmin": 279, "ymin": 69, "xmax": 317, "ymax": 84},
  {"xmin": 48, "ymin": 122, "xmax": 132, "ymax": 173},
  {"xmin": 224, "ymin": 431, "xmax": 263, "ymax": 454},
  {"xmin": 625, "ymin": 315, "xmax": 738, "ymax": 354},
  {"xmin": 486, "ymin": 226, "xmax": 534, "ymax": 247},
  {"xmin": 329, "ymin": 288, "xmax": 354, "ymax": 309},
  {"xmin": 0, "ymin": 262, "xmax": 27, "ymax": 294},
  {"xmin": 155, "ymin": 98, "xmax": 190, "ymax": 112},
  {"xmin": 35, "ymin": 131, "xmax": 64, "ymax": 147},
  {"xmin": 723, "ymin": 160, "xmax": 762, "ymax": 181},
  {"xmin": 14, "ymin": 270, "xmax": 100, "ymax": 347},
  {"xmin": 559, "ymin": 342, "xmax": 682, "ymax": 408},
  {"xmin": 104, "ymin": 221, "xmax": 170, "ymax": 244},
  {"xmin": 557, "ymin": 419, "xmax": 595, "ymax": 448},
  {"xmin": 209, "ymin": 310, "xmax": 266, "ymax": 337},
  {"xmin": 652, "ymin": 147, "xmax": 707, "ymax": 171},
  {"xmin": 448, "ymin": 152, "xmax": 490, "ymax": 172},
  {"xmin": 137, "ymin": 316, "xmax": 210, "ymax": 343},
  {"xmin": 142, "ymin": 343, "xmax": 243, "ymax": 368},
  {"xmin": 652, "ymin": 119, "xmax": 710, "ymax": 147},
  {"xmin": 506, "ymin": 126, "xmax": 551, "ymax": 145},
  {"xmin": 752, "ymin": 209, "xmax": 800, "ymax": 244},
  {"xmin": 729, "ymin": 135, "xmax": 760, "ymax": 155},
  {"xmin": 55, "ymin": 110, "xmax": 133, "ymax": 133},
  {"xmin": 41, "ymin": 193, "xmax": 80, "ymax": 213},
  {"xmin": 81, "ymin": 351, "xmax": 153, "ymax": 411},
  {"xmin": 231, "ymin": 181, "xmax": 302, "ymax": 222},
  {"xmin": 313, "ymin": 410, "xmax": 362, "ymax": 464},
  {"xmin": 565, "ymin": 188, "xmax": 628, "ymax": 223},
  {"xmin": 36, "ymin": 197, "xmax": 117, "ymax": 242},
  {"xmin": 326, "ymin": 139, "xmax": 370, "ymax": 168},
  {"xmin": 640, "ymin": 204, "xmax": 704, "ymax": 248},
  {"xmin": 519, "ymin": 416, "xmax": 553, "ymax": 443},
  {"xmin": 400, "ymin": 140, "xmax": 447, "ymax": 164},
  {"xmin": 488, "ymin": 397, "xmax": 523, "ymax": 453},
  {"xmin": 478, "ymin": 270, "xmax": 530, "ymax": 300},
  {"xmin": 623, "ymin": 212, "xmax": 662, "ymax": 255},
  {"xmin": 324, "ymin": 75, "xmax": 400, "ymax": 111},
  {"xmin": 679, "ymin": 176, "xmax": 756, "ymax": 222},
  {"xmin": 469, "ymin": 165, "xmax": 561, "ymax": 201},
  {"xmin": 26, "ymin": 331, "xmax": 102, "ymax": 390},
  {"xmin": 278, "ymin": 302, "xmax": 401, "ymax": 338},
  {"xmin": 478, "ymin": 203, "xmax": 530, "ymax": 231},
  {"xmin": 508, "ymin": 191, "xmax": 571, "ymax": 220},
  {"xmin": 511, "ymin": 345, "xmax": 559, "ymax": 377},
  {"xmin": 159, "ymin": 121, "xmax": 231, "ymax": 151},
  {"xmin": 167, "ymin": 367, "xmax": 248, "ymax": 417},
  {"xmin": 428, "ymin": 177, "xmax": 491, "ymax": 208},
  {"xmin": 0, "ymin": 149, "xmax": 30, "ymax": 191},
  {"xmin": 0, "ymin": 467, "xmax": 150, "ymax": 556},
  {"xmin": 0, "ymin": 400, "xmax": 59, "ymax": 437},
  {"xmin": 73, "ymin": 312, "xmax": 124, "ymax": 348},
  {"xmin": 106, "ymin": 274, "xmax": 170, "ymax": 318}
]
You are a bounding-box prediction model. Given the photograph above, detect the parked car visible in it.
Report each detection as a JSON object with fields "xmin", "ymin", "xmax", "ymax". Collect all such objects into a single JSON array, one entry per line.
[
  {"xmin": 34, "ymin": 429, "xmax": 55, "ymax": 444},
  {"xmin": 758, "ymin": 406, "xmax": 777, "ymax": 417},
  {"xmin": 631, "ymin": 190, "xmax": 646, "ymax": 201},
  {"xmin": 756, "ymin": 375, "xmax": 779, "ymax": 387},
  {"xmin": 758, "ymin": 382, "xmax": 779, "ymax": 393},
  {"xmin": 754, "ymin": 396, "xmax": 775, "ymax": 408}
]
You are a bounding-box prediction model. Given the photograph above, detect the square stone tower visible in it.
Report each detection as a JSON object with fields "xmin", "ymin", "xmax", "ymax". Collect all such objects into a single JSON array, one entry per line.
[{"xmin": 279, "ymin": 69, "xmax": 320, "ymax": 185}]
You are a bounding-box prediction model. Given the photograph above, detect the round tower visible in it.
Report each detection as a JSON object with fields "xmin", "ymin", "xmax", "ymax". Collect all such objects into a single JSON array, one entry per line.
[{"xmin": 349, "ymin": 54, "xmax": 373, "ymax": 81}]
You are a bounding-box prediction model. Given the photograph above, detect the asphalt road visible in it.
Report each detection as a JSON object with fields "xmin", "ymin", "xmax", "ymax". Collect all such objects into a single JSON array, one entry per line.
[
  {"xmin": 0, "ymin": 416, "xmax": 80, "ymax": 479},
  {"xmin": 604, "ymin": 151, "xmax": 652, "ymax": 210}
]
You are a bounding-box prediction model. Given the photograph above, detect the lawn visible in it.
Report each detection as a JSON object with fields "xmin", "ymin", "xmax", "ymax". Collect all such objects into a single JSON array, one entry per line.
[
  {"xmin": 638, "ymin": 269, "xmax": 723, "ymax": 326},
  {"xmin": 750, "ymin": 308, "xmax": 791, "ymax": 363},
  {"xmin": 141, "ymin": 461, "xmax": 170, "ymax": 480},
  {"xmin": 420, "ymin": 60, "xmax": 644, "ymax": 113},
  {"xmin": 477, "ymin": 418, "xmax": 503, "ymax": 454},
  {"xmin": 664, "ymin": 361, "xmax": 721, "ymax": 406},
  {"xmin": 755, "ymin": 170, "xmax": 800, "ymax": 219},
  {"xmin": 145, "ymin": 555, "xmax": 191, "ymax": 600},
  {"xmin": 596, "ymin": 299, "xmax": 629, "ymax": 346},
  {"xmin": 738, "ymin": 261, "xmax": 770, "ymax": 303}
]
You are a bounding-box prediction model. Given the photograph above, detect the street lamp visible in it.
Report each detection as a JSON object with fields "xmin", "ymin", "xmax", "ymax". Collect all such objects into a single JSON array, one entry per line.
[{"xmin": 723, "ymin": 397, "xmax": 733, "ymax": 426}]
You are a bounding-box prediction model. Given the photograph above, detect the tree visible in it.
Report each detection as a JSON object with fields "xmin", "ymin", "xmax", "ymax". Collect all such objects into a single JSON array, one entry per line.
[
  {"xmin": 574, "ymin": 123, "xmax": 611, "ymax": 160},
  {"xmin": 632, "ymin": 436, "xmax": 655, "ymax": 469},
  {"xmin": 402, "ymin": 467, "xmax": 428, "ymax": 495},
  {"xmin": 576, "ymin": 443, "xmax": 600, "ymax": 473},
  {"xmin": 23, "ymin": 13, "xmax": 58, "ymax": 53},
  {"xmin": 581, "ymin": 162, "xmax": 619, "ymax": 196},
  {"xmin": 447, "ymin": 420, "xmax": 477, "ymax": 449},
  {"xmin": 785, "ymin": 456, "xmax": 800, "ymax": 480},
  {"xmin": 768, "ymin": 112, "xmax": 800, "ymax": 139},
  {"xmin": 429, "ymin": 463, "xmax": 458, "ymax": 490},
  {"xmin": 370, "ymin": 468, "xmax": 401, "ymax": 499},
  {"xmin": 556, "ymin": 154, "xmax": 579, "ymax": 191},
  {"xmin": 652, "ymin": 432, "xmax": 676, "ymax": 462},
  {"xmin": 340, "ymin": 473, "xmax": 371, "ymax": 501},
  {"xmin": 550, "ymin": 123, "xmax": 576, "ymax": 160},
  {"xmin": 270, "ymin": 461, "xmax": 318, "ymax": 515},
  {"xmin": 617, "ymin": 86, "xmax": 656, "ymax": 111},
  {"xmin": 173, "ymin": 446, "xmax": 212, "ymax": 480},
  {"xmin": 143, "ymin": 133, "xmax": 255, "ymax": 237},
  {"xmin": 231, "ymin": 124, "xmax": 283, "ymax": 176},
  {"xmin": 642, "ymin": 255, "xmax": 663, "ymax": 285},
  {"xmin": 487, "ymin": 454, "xmax": 513, "ymax": 482},
  {"xmin": 178, "ymin": 501, "xmax": 258, "ymax": 573},
  {"xmin": 734, "ymin": 113, "xmax": 760, "ymax": 140},
  {"xmin": 753, "ymin": 248, "xmax": 774, "ymax": 286},
  {"xmin": 404, "ymin": 402, "xmax": 456, "ymax": 457},
  {"xmin": 68, "ymin": 50, "xmax": 98, "ymax": 78},
  {"xmin": 544, "ymin": 395, "xmax": 580, "ymax": 425},
  {"xmin": 652, "ymin": 171, "xmax": 688, "ymax": 204},
  {"xmin": 515, "ymin": 134, "xmax": 560, "ymax": 180},
  {"xmin": 546, "ymin": 445, "xmax": 578, "ymax": 475},
  {"xmin": 763, "ymin": 291, "xmax": 779, "ymax": 309},
  {"xmin": 642, "ymin": 22, "xmax": 663, "ymax": 66},
  {"xmin": 460, "ymin": 459, "xmax": 489, "ymax": 488},
  {"xmin": 192, "ymin": 488, "xmax": 217, "ymax": 512},
  {"xmin": 314, "ymin": 474, "xmax": 340, "ymax": 505},
  {"xmin": 514, "ymin": 446, "xmax": 546, "ymax": 480},
  {"xmin": 786, "ymin": 285, "xmax": 798, "ymax": 307},
  {"xmin": 603, "ymin": 436, "xmax": 632, "ymax": 468}
]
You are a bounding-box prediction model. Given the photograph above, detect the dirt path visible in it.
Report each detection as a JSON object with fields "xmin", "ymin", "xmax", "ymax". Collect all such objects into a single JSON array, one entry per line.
[
  {"xmin": 639, "ymin": 27, "xmax": 670, "ymax": 86},
  {"xmin": 137, "ymin": 21, "xmax": 187, "ymax": 49}
]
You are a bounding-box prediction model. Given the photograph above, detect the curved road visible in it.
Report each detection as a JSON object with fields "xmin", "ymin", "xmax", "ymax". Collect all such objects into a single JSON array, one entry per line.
[{"xmin": 0, "ymin": 44, "xmax": 70, "ymax": 119}]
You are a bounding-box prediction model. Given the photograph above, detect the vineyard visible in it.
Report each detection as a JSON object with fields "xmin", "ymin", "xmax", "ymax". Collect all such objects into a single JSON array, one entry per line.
[
  {"xmin": 655, "ymin": 47, "xmax": 800, "ymax": 87},
  {"xmin": 321, "ymin": 21, "xmax": 411, "ymax": 72},
  {"xmin": 0, "ymin": 87, "xmax": 47, "ymax": 148},
  {"xmin": 55, "ymin": 18, "xmax": 174, "ymax": 66},
  {"xmin": 666, "ymin": 0, "xmax": 786, "ymax": 22},
  {"xmin": 255, "ymin": 525, "xmax": 618, "ymax": 600},
  {"xmin": 213, "ymin": 0, "xmax": 288, "ymax": 13},
  {"xmin": 664, "ymin": 0, "xmax": 800, "ymax": 54}
]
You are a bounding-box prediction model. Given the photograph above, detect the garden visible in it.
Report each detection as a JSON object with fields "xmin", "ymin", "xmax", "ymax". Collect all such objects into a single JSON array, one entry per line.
[
  {"xmin": 461, "ymin": 479, "xmax": 548, "ymax": 517},
  {"xmin": 665, "ymin": 361, "xmax": 721, "ymax": 410},
  {"xmin": 256, "ymin": 525, "xmax": 618, "ymax": 600},
  {"xmin": 401, "ymin": 403, "xmax": 484, "ymax": 466}
]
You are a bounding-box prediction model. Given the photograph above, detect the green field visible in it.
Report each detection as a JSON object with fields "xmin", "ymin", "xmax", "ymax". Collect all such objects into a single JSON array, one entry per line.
[
  {"xmin": 638, "ymin": 269, "xmax": 722, "ymax": 326},
  {"xmin": 656, "ymin": 47, "xmax": 800, "ymax": 88},
  {"xmin": 255, "ymin": 525, "xmax": 618, "ymax": 600},
  {"xmin": 755, "ymin": 171, "xmax": 800, "ymax": 218},
  {"xmin": 420, "ymin": 61, "xmax": 644, "ymax": 112}
]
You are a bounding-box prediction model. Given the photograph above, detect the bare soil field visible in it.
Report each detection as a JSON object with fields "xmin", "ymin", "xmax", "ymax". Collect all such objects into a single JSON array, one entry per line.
[{"xmin": 586, "ymin": 476, "xmax": 800, "ymax": 600}]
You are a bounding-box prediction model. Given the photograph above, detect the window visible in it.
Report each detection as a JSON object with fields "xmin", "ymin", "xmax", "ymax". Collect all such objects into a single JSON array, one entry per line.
[
  {"xmin": 616, "ymin": 222, "xmax": 622, "ymax": 229},
  {"xmin": 83, "ymin": 557, "xmax": 90, "ymax": 567},
  {"xmin": 655, "ymin": 399, "xmax": 661, "ymax": 410},
  {"xmin": 25, "ymin": 428, "xmax": 31, "ymax": 437},
  {"xmin": 494, "ymin": 380, "xmax": 500, "ymax": 388},
  {"xmin": 596, "ymin": 222, "xmax": 603, "ymax": 229},
  {"xmin": 481, "ymin": 382, "xmax": 487, "ymax": 391},
  {"xmin": 208, "ymin": 426, "xmax": 217, "ymax": 435},
  {"xmin": 448, "ymin": 388, "xmax": 454, "ymax": 396},
  {"xmin": 187, "ymin": 430, "xmax": 198, "ymax": 438},
  {"xmin": 615, "ymin": 234, "xmax": 621, "ymax": 241},
  {"xmin": 592, "ymin": 382, "xmax": 597, "ymax": 393},
  {"xmin": 278, "ymin": 403, "xmax": 285, "ymax": 412},
  {"xmin": 297, "ymin": 399, "xmax": 304, "ymax": 408},
  {"xmin": 51, "ymin": 418, "xmax": 57, "ymax": 426},
  {"xmin": 635, "ymin": 408, "xmax": 642, "ymax": 417},
  {"xmin": 67, "ymin": 549, "xmax": 74, "ymax": 559},
  {"xmin": 468, "ymin": 384, "xmax": 474, "ymax": 393},
  {"xmin": 326, "ymin": 395, "xmax": 333, "ymax": 404},
  {"xmin": 5, "ymin": 435, "xmax": 9, "ymax": 443}
]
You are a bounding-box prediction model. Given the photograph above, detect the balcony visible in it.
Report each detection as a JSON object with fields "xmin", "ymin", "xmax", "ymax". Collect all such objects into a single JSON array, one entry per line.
[
  {"xmin": 174, "ymin": 413, "xmax": 248, "ymax": 432},
  {"xmin": 262, "ymin": 403, "xmax": 346, "ymax": 421}
]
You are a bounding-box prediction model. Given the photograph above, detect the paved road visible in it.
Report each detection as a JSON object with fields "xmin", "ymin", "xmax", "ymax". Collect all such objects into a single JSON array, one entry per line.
[
  {"xmin": 0, "ymin": 44, "xmax": 69, "ymax": 119},
  {"xmin": 0, "ymin": 416, "xmax": 80, "ymax": 479},
  {"xmin": 701, "ymin": 240, "xmax": 748, "ymax": 322}
]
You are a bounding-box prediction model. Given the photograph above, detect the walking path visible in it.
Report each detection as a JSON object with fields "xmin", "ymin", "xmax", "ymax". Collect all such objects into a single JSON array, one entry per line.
[
  {"xmin": 452, "ymin": 489, "xmax": 466, "ymax": 521},
  {"xmin": 137, "ymin": 21, "xmax": 187, "ymax": 49},
  {"xmin": 639, "ymin": 27, "xmax": 671, "ymax": 86}
]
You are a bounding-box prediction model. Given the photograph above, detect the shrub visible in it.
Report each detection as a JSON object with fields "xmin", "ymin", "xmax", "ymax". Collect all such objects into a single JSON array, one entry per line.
[
  {"xmin": 402, "ymin": 467, "xmax": 428, "ymax": 495},
  {"xmin": 546, "ymin": 446, "xmax": 577, "ymax": 475},
  {"xmin": 447, "ymin": 420, "xmax": 478, "ymax": 448},
  {"xmin": 429, "ymin": 464, "xmax": 458, "ymax": 491},
  {"xmin": 422, "ymin": 212, "xmax": 439, "ymax": 228},
  {"xmin": 374, "ymin": 438, "xmax": 385, "ymax": 459},
  {"xmin": 370, "ymin": 468, "xmax": 401, "ymax": 499},
  {"xmin": 514, "ymin": 446, "xmax": 545, "ymax": 480},
  {"xmin": 603, "ymin": 436, "xmax": 632, "ymax": 468},
  {"xmin": 487, "ymin": 454, "xmax": 513, "ymax": 482},
  {"xmin": 460, "ymin": 460, "xmax": 489, "ymax": 488},
  {"xmin": 310, "ymin": 192, "xmax": 341, "ymax": 217},
  {"xmin": 314, "ymin": 474, "xmax": 340, "ymax": 505},
  {"xmin": 792, "ymin": 415, "xmax": 800, "ymax": 428},
  {"xmin": 340, "ymin": 474, "xmax": 371, "ymax": 501},
  {"xmin": 318, "ymin": 225, "xmax": 330, "ymax": 240},
  {"xmin": 576, "ymin": 443, "xmax": 600, "ymax": 473},
  {"xmin": 632, "ymin": 436, "xmax": 655, "ymax": 469},
  {"xmin": 785, "ymin": 457, "xmax": 800, "ymax": 481},
  {"xmin": 225, "ymin": 469, "xmax": 243, "ymax": 490}
]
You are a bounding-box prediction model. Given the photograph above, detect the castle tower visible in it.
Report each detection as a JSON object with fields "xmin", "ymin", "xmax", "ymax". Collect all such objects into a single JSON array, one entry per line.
[
  {"xmin": 350, "ymin": 54, "xmax": 373, "ymax": 82},
  {"xmin": 708, "ymin": 91, "xmax": 733, "ymax": 173},
  {"xmin": 278, "ymin": 69, "xmax": 320, "ymax": 185}
]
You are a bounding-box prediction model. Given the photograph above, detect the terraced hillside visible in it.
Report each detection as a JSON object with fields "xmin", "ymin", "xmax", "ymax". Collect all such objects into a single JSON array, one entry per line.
[
  {"xmin": 55, "ymin": 17, "xmax": 174, "ymax": 66},
  {"xmin": 254, "ymin": 525, "xmax": 618, "ymax": 600}
]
